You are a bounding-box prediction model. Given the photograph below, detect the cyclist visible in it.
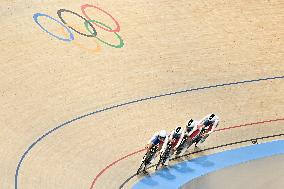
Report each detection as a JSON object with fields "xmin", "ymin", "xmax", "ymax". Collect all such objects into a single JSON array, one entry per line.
[
  {"xmin": 195, "ymin": 113, "xmax": 220, "ymax": 146},
  {"xmin": 161, "ymin": 126, "xmax": 183, "ymax": 166}
]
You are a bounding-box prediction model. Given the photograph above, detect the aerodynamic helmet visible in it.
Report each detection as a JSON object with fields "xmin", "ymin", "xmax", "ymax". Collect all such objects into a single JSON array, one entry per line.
[
  {"xmin": 173, "ymin": 126, "xmax": 182, "ymax": 138},
  {"xmin": 158, "ymin": 130, "xmax": 167, "ymax": 139},
  {"xmin": 186, "ymin": 119, "xmax": 195, "ymax": 132}
]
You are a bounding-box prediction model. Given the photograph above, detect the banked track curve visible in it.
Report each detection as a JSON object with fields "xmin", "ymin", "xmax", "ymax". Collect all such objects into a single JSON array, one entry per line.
[{"xmin": 15, "ymin": 75, "xmax": 284, "ymax": 189}]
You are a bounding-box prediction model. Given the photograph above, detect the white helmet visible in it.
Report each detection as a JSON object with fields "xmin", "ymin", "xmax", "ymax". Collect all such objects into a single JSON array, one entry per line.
[
  {"xmin": 174, "ymin": 126, "xmax": 183, "ymax": 136},
  {"xmin": 159, "ymin": 130, "xmax": 167, "ymax": 138},
  {"xmin": 186, "ymin": 119, "xmax": 197, "ymax": 132},
  {"xmin": 208, "ymin": 113, "xmax": 216, "ymax": 121},
  {"xmin": 204, "ymin": 113, "xmax": 216, "ymax": 127}
]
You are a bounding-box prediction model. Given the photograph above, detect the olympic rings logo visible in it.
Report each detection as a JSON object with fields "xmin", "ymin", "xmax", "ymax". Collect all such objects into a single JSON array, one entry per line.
[{"xmin": 33, "ymin": 4, "xmax": 124, "ymax": 53}]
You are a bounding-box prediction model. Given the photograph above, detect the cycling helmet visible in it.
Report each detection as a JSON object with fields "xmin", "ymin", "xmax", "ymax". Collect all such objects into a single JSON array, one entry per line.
[
  {"xmin": 204, "ymin": 114, "xmax": 215, "ymax": 127},
  {"xmin": 186, "ymin": 119, "xmax": 195, "ymax": 132},
  {"xmin": 159, "ymin": 130, "xmax": 167, "ymax": 139},
  {"xmin": 209, "ymin": 113, "xmax": 215, "ymax": 120},
  {"xmin": 173, "ymin": 126, "xmax": 182, "ymax": 138},
  {"xmin": 187, "ymin": 119, "xmax": 194, "ymax": 126}
]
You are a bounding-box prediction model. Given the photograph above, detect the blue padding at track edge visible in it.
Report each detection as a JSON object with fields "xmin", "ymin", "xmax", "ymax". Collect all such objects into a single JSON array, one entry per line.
[{"xmin": 132, "ymin": 140, "xmax": 284, "ymax": 189}]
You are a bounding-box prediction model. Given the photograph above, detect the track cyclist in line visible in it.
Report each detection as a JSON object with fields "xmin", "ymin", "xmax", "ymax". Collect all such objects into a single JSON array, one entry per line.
[
  {"xmin": 195, "ymin": 113, "xmax": 220, "ymax": 146},
  {"xmin": 137, "ymin": 130, "xmax": 168, "ymax": 174},
  {"xmin": 174, "ymin": 119, "xmax": 199, "ymax": 157},
  {"xmin": 158, "ymin": 126, "xmax": 183, "ymax": 167},
  {"xmin": 146, "ymin": 130, "xmax": 167, "ymax": 152}
]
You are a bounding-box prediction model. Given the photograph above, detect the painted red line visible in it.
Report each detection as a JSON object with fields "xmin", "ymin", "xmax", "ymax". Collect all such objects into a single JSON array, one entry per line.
[
  {"xmin": 89, "ymin": 148, "xmax": 146, "ymax": 189},
  {"xmin": 215, "ymin": 118, "xmax": 284, "ymax": 132},
  {"xmin": 89, "ymin": 117, "xmax": 284, "ymax": 189}
]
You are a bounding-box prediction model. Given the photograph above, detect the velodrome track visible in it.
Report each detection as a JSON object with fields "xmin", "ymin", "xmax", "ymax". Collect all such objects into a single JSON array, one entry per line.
[{"xmin": 1, "ymin": 0, "xmax": 284, "ymax": 189}]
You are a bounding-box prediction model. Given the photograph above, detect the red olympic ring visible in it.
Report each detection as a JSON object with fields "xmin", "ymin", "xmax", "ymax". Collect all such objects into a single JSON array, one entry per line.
[{"xmin": 81, "ymin": 4, "xmax": 120, "ymax": 33}]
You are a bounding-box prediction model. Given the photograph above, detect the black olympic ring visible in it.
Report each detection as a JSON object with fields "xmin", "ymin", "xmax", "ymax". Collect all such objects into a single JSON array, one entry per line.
[{"xmin": 57, "ymin": 9, "xmax": 97, "ymax": 37}]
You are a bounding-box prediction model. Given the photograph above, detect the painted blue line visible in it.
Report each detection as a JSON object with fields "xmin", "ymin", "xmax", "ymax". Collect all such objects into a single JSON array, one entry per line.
[
  {"xmin": 132, "ymin": 140, "xmax": 284, "ymax": 189},
  {"xmin": 14, "ymin": 75, "xmax": 284, "ymax": 189}
]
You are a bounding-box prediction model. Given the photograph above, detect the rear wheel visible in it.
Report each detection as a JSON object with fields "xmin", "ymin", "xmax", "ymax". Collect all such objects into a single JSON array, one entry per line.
[
  {"xmin": 155, "ymin": 157, "xmax": 162, "ymax": 170},
  {"xmin": 175, "ymin": 147, "xmax": 183, "ymax": 157},
  {"xmin": 176, "ymin": 140, "xmax": 187, "ymax": 156},
  {"xmin": 187, "ymin": 139, "xmax": 194, "ymax": 148},
  {"xmin": 195, "ymin": 138, "xmax": 202, "ymax": 146}
]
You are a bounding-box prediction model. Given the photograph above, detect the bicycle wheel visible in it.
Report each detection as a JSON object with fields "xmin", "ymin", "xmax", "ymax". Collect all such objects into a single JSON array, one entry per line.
[
  {"xmin": 155, "ymin": 157, "xmax": 162, "ymax": 170},
  {"xmin": 137, "ymin": 162, "xmax": 145, "ymax": 174}
]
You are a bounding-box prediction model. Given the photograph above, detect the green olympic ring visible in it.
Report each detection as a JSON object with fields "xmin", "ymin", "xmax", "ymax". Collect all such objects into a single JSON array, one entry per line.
[{"xmin": 84, "ymin": 20, "xmax": 124, "ymax": 49}]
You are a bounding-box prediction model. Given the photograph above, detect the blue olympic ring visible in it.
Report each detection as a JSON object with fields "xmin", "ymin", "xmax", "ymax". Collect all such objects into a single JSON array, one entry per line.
[{"xmin": 33, "ymin": 13, "xmax": 74, "ymax": 42}]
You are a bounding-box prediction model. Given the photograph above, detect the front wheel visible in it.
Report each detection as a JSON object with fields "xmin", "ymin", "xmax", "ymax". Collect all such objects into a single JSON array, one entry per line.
[
  {"xmin": 175, "ymin": 146, "xmax": 184, "ymax": 157},
  {"xmin": 175, "ymin": 141, "xmax": 187, "ymax": 156},
  {"xmin": 137, "ymin": 162, "xmax": 145, "ymax": 174}
]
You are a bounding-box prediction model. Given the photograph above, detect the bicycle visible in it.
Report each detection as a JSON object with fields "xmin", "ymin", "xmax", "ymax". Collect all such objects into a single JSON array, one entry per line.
[
  {"xmin": 137, "ymin": 145, "xmax": 158, "ymax": 174},
  {"xmin": 155, "ymin": 141, "xmax": 173, "ymax": 170}
]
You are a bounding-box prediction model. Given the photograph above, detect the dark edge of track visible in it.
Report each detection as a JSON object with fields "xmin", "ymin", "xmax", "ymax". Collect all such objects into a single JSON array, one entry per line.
[{"xmin": 118, "ymin": 133, "xmax": 284, "ymax": 189}]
